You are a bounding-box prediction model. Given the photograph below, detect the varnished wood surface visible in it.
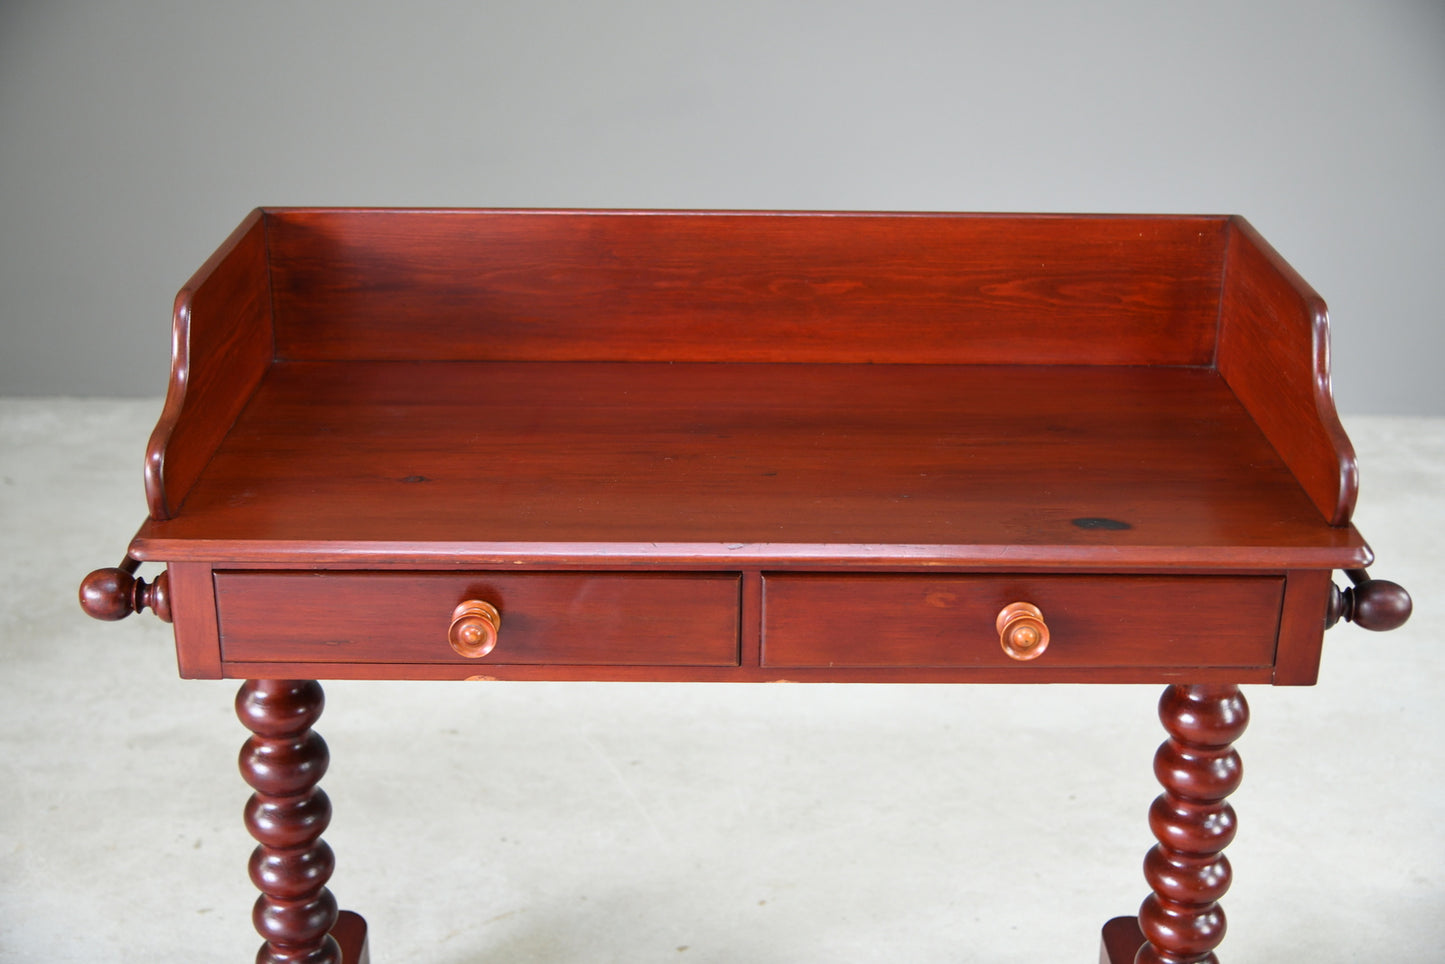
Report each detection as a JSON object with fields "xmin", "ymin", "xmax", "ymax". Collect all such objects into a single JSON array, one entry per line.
[
  {"xmin": 201, "ymin": 569, "xmax": 1291, "ymax": 682},
  {"xmin": 331, "ymin": 911, "xmax": 369, "ymax": 964},
  {"xmin": 167, "ymin": 562, "xmax": 223, "ymax": 678},
  {"xmin": 166, "ymin": 566, "xmax": 1336, "ymax": 685},
  {"xmin": 1100, "ymin": 916, "xmax": 1147, "ymax": 964},
  {"xmin": 215, "ymin": 659, "xmax": 1277, "ymax": 685},
  {"xmin": 761, "ymin": 574, "xmax": 1283, "ymax": 670},
  {"xmin": 1217, "ymin": 217, "xmax": 1357, "ymax": 525},
  {"xmin": 132, "ymin": 360, "xmax": 1369, "ymax": 569},
  {"xmin": 1270, "ymin": 569, "xmax": 1334, "ymax": 685},
  {"xmin": 237, "ymin": 679, "xmax": 345, "ymax": 964},
  {"xmin": 78, "ymin": 563, "xmax": 170, "ymax": 621},
  {"xmin": 1135, "ymin": 684, "xmax": 1249, "ymax": 963},
  {"xmin": 1326, "ymin": 568, "xmax": 1413, "ymax": 632},
  {"xmin": 145, "ymin": 209, "xmax": 273, "ymax": 519},
  {"xmin": 216, "ymin": 571, "xmax": 741, "ymax": 666},
  {"xmin": 265, "ymin": 209, "xmax": 1228, "ymax": 367},
  {"xmin": 80, "ymin": 209, "xmax": 1407, "ymax": 961}
]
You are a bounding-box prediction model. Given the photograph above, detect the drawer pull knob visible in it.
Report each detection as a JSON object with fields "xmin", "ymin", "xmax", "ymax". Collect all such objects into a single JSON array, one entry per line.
[
  {"xmin": 449, "ymin": 601, "xmax": 501, "ymax": 658},
  {"xmin": 997, "ymin": 602, "xmax": 1049, "ymax": 661}
]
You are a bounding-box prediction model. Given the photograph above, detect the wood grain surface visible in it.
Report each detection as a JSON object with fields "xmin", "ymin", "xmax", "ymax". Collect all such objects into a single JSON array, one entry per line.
[
  {"xmin": 145, "ymin": 209, "xmax": 273, "ymax": 519},
  {"xmin": 761, "ymin": 573, "xmax": 1283, "ymax": 669},
  {"xmin": 86, "ymin": 209, "xmax": 1402, "ymax": 964},
  {"xmin": 131, "ymin": 360, "xmax": 1369, "ymax": 569},
  {"xmin": 215, "ymin": 571, "xmax": 741, "ymax": 666},
  {"xmin": 1217, "ymin": 216, "xmax": 1358, "ymax": 525},
  {"xmin": 265, "ymin": 209, "xmax": 1228, "ymax": 366}
]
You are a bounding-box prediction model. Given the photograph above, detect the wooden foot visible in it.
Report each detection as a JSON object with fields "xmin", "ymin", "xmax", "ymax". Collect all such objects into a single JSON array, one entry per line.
[
  {"xmin": 238, "ymin": 679, "xmax": 353, "ymax": 964},
  {"xmin": 1127, "ymin": 683, "xmax": 1249, "ymax": 964},
  {"xmin": 331, "ymin": 911, "xmax": 370, "ymax": 964},
  {"xmin": 1100, "ymin": 915, "xmax": 1146, "ymax": 963}
]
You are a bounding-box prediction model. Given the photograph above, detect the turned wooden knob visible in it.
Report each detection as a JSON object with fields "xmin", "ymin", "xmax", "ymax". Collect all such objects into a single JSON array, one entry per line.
[
  {"xmin": 449, "ymin": 600, "xmax": 501, "ymax": 658},
  {"xmin": 79, "ymin": 566, "xmax": 172, "ymax": 623},
  {"xmin": 997, "ymin": 602, "xmax": 1049, "ymax": 661},
  {"xmin": 1326, "ymin": 569, "xmax": 1412, "ymax": 632}
]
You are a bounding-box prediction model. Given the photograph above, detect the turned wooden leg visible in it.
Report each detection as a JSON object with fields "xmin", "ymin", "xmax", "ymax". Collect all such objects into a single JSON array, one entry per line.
[
  {"xmin": 237, "ymin": 680, "xmax": 370, "ymax": 964},
  {"xmin": 1102, "ymin": 684, "xmax": 1249, "ymax": 964}
]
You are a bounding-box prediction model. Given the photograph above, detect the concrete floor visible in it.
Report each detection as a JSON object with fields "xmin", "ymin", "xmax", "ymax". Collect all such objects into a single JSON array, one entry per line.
[{"xmin": 2, "ymin": 399, "xmax": 1441, "ymax": 963}]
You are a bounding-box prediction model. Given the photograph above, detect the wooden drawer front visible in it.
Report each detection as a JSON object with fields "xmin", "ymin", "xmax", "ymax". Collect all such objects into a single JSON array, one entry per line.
[
  {"xmin": 216, "ymin": 572, "xmax": 741, "ymax": 666},
  {"xmin": 762, "ymin": 574, "xmax": 1283, "ymax": 669}
]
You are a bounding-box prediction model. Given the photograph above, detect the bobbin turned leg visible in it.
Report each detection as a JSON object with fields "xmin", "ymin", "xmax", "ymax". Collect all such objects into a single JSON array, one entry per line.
[
  {"xmin": 1101, "ymin": 684, "xmax": 1249, "ymax": 964},
  {"xmin": 237, "ymin": 680, "xmax": 370, "ymax": 964}
]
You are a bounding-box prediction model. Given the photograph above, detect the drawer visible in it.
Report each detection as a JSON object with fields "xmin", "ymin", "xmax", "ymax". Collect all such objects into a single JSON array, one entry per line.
[
  {"xmin": 216, "ymin": 571, "xmax": 741, "ymax": 665},
  {"xmin": 762, "ymin": 574, "xmax": 1283, "ymax": 669}
]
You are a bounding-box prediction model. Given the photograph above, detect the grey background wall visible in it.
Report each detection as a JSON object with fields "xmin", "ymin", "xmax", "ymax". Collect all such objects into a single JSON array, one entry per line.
[{"xmin": 2, "ymin": 1, "xmax": 1441, "ymax": 413}]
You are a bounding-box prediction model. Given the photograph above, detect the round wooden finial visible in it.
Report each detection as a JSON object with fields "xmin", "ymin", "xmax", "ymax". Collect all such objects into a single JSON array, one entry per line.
[
  {"xmin": 79, "ymin": 566, "xmax": 172, "ymax": 622},
  {"xmin": 1326, "ymin": 574, "xmax": 1411, "ymax": 632},
  {"xmin": 1349, "ymin": 578, "xmax": 1411, "ymax": 632},
  {"xmin": 79, "ymin": 567, "xmax": 139, "ymax": 621}
]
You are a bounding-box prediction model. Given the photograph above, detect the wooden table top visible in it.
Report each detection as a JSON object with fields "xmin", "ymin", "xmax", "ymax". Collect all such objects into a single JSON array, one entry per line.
[{"xmin": 132, "ymin": 358, "xmax": 1368, "ymax": 570}]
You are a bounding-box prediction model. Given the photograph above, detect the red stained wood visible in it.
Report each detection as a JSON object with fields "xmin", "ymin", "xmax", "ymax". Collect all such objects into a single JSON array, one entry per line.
[
  {"xmin": 264, "ymin": 209, "xmax": 1228, "ymax": 367},
  {"xmin": 1099, "ymin": 916, "xmax": 1146, "ymax": 964},
  {"xmin": 81, "ymin": 209, "xmax": 1414, "ymax": 960},
  {"xmin": 215, "ymin": 571, "xmax": 741, "ymax": 666},
  {"xmin": 78, "ymin": 563, "xmax": 169, "ymax": 621},
  {"xmin": 1217, "ymin": 217, "xmax": 1358, "ymax": 525},
  {"xmin": 1327, "ymin": 568, "xmax": 1413, "ymax": 632},
  {"xmin": 214, "ymin": 660, "xmax": 1276, "ymax": 685},
  {"xmin": 168, "ymin": 562, "xmax": 222, "ymax": 679},
  {"xmin": 740, "ymin": 570, "xmax": 764, "ymax": 668},
  {"xmin": 1136, "ymin": 684, "xmax": 1249, "ymax": 962},
  {"xmin": 761, "ymin": 573, "xmax": 1283, "ymax": 670},
  {"xmin": 112, "ymin": 208, "xmax": 1387, "ymax": 699},
  {"xmin": 1271, "ymin": 568, "xmax": 1333, "ymax": 685},
  {"xmin": 131, "ymin": 360, "xmax": 1369, "ymax": 570},
  {"xmin": 331, "ymin": 911, "xmax": 369, "ymax": 964},
  {"xmin": 145, "ymin": 209, "xmax": 274, "ymax": 519},
  {"xmin": 236, "ymin": 679, "xmax": 344, "ymax": 964}
]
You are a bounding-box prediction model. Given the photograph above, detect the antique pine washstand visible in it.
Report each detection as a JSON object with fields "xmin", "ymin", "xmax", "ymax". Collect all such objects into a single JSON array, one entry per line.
[{"xmin": 80, "ymin": 209, "xmax": 1411, "ymax": 963}]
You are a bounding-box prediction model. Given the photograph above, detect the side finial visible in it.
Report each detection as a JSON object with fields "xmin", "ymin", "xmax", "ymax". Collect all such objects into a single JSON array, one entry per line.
[
  {"xmin": 79, "ymin": 558, "xmax": 172, "ymax": 623},
  {"xmin": 1326, "ymin": 568, "xmax": 1411, "ymax": 632}
]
